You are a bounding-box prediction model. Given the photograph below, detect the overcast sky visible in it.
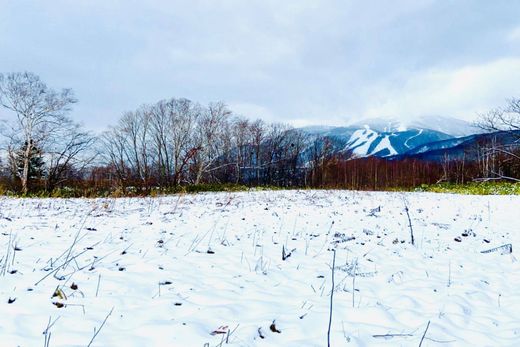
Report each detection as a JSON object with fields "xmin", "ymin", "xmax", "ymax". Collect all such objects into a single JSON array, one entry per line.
[{"xmin": 1, "ymin": 0, "xmax": 519, "ymax": 131}]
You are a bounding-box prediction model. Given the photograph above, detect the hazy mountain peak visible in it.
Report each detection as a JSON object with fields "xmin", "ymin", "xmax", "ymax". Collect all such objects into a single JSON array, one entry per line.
[
  {"xmin": 348, "ymin": 117, "xmax": 402, "ymax": 133},
  {"xmin": 349, "ymin": 115, "xmax": 480, "ymax": 137},
  {"xmin": 405, "ymin": 115, "xmax": 481, "ymax": 137}
]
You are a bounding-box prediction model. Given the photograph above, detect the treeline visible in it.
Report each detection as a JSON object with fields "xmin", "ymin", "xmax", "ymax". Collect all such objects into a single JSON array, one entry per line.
[
  {"xmin": 0, "ymin": 72, "xmax": 519, "ymax": 196},
  {"xmin": 0, "ymin": 72, "xmax": 314, "ymax": 195},
  {"xmin": 97, "ymin": 98, "xmax": 310, "ymax": 191},
  {"xmin": 312, "ymin": 143, "xmax": 520, "ymax": 190}
]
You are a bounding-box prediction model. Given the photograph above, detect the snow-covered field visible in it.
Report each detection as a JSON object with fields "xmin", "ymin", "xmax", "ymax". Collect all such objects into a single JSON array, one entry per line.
[{"xmin": 1, "ymin": 190, "xmax": 519, "ymax": 346}]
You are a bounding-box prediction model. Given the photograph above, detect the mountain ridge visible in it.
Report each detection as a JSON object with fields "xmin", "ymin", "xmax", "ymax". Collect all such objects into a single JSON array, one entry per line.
[{"xmin": 300, "ymin": 115, "xmax": 473, "ymax": 158}]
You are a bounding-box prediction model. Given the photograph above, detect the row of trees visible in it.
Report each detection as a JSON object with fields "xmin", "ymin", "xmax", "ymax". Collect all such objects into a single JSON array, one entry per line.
[
  {"xmin": 313, "ymin": 142, "xmax": 520, "ymax": 191},
  {"xmin": 0, "ymin": 72, "xmax": 314, "ymax": 194},
  {"xmin": 0, "ymin": 71, "xmax": 519, "ymax": 195},
  {"xmin": 99, "ymin": 98, "xmax": 309, "ymax": 190}
]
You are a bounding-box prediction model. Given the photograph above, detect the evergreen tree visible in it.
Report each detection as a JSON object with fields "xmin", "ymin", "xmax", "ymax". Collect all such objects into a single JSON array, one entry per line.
[{"xmin": 10, "ymin": 140, "xmax": 45, "ymax": 186}]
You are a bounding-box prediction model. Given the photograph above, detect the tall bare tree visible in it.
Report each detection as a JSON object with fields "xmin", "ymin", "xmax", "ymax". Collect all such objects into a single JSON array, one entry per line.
[
  {"xmin": 477, "ymin": 98, "xmax": 520, "ymax": 181},
  {"xmin": 192, "ymin": 102, "xmax": 231, "ymax": 184},
  {"xmin": 45, "ymin": 120, "xmax": 96, "ymax": 190},
  {"xmin": 249, "ymin": 119, "xmax": 266, "ymax": 184},
  {"xmin": 150, "ymin": 98, "xmax": 200, "ymax": 186},
  {"xmin": 230, "ymin": 117, "xmax": 250, "ymax": 182},
  {"xmin": 0, "ymin": 72, "xmax": 77, "ymax": 193},
  {"xmin": 100, "ymin": 127, "xmax": 131, "ymax": 189}
]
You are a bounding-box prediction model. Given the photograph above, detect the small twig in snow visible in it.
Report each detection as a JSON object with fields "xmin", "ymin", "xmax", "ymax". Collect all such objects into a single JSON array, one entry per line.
[
  {"xmin": 403, "ymin": 201, "xmax": 414, "ymax": 246},
  {"xmin": 372, "ymin": 333, "xmax": 413, "ymax": 338},
  {"xmin": 87, "ymin": 307, "xmax": 114, "ymax": 347},
  {"xmin": 95, "ymin": 274, "xmax": 101, "ymax": 297},
  {"xmin": 327, "ymin": 249, "xmax": 336, "ymax": 347},
  {"xmin": 418, "ymin": 320, "xmax": 431, "ymax": 347}
]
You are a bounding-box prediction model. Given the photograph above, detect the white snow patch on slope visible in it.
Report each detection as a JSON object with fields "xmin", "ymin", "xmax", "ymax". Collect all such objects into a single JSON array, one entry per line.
[
  {"xmin": 373, "ymin": 135, "xmax": 398, "ymax": 156},
  {"xmin": 345, "ymin": 127, "xmax": 397, "ymax": 157},
  {"xmin": 345, "ymin": 126, "xmax": 378, "ymax": 156}
]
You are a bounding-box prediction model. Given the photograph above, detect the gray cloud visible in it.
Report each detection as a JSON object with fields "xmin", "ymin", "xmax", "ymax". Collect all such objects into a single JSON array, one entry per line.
[{"xmin": 1, "ymin": 0, "xmax": 519, "ymax": 131}]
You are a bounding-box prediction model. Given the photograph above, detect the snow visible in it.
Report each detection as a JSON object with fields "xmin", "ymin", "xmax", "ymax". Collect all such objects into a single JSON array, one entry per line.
[
  {"xmin": 372, "ymin": 135, "xmax": 397, "ymax": 156},
  {"xmin": 346, "ymin": 127, "xmax": 378, "ymax": 156},
  {"xmin": 345, "ymin": 127, "xmax": 398, "ymax": 157},
  {"xmin": 404, "ymin": 129, "xmax": 423, "ymax": 149},
  {"xmin": 1, "ymin": 191, "xmax": 519, "ymax": 346}
]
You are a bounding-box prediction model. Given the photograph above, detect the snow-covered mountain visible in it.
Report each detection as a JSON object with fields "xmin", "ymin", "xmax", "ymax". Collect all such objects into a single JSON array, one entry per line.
[
  {"xmin": 300, "ymin": 116, "xmax": 481, "ymax": 158},
  {"xmin": 345, "ymin": 126, "xmax": 397, "ymax": 157},
  {"xmin": 233, "ymin": 116, "xmax": 498, "ymax": 166}
]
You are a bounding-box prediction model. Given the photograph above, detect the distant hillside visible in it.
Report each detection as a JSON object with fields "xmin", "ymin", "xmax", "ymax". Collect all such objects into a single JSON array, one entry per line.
[
  {"xmin": 300, "ymin": 115, "xmax": 480, "ymax": 158},
  {"xmin": 393, "ymin": 130, "xmax": 520, "ymax": 162}
]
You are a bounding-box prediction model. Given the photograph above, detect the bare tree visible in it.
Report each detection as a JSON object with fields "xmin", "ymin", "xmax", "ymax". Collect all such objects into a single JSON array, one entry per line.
[
  {"xmin": 45, "ymin": 120, "xmax": 96, "ymax": 190},
  {"xmin": 191, "ymin": 102, "xmax": 231, "ymax": 184},
  {"xmin": 284, "ymin": 128, "xmax": 308, "ymax": 185},
  {"xmin": 101, "ymin": 108, "xmax": 153, "ymax": 190},
  {"xmin": 230, "ymin": 117, "xmax": 250, "ymax": 182},
  {"xmin": 477, "ymin": 98, "xmax": 520, "ymax": 181},
  {"xmin": 155, "ymin": 98, "xmax": 200, "ymax": 186},
  {"xmin": 100, "ymin": 127, "xmax": 130, "ymax": 189},
  {"xmin": 120, "ymin": 108, "xmax": 153, "ymax": 189},
  {"xmin": 308, "ymin": 135, "xmax": 334, "ymax": 186},
  {"xmin": 263, "ymin": 123, "xmax": 294, "ymax": 185},
  {"xmin": 101, "ymin": 98, "xmax": 203, "ymax": 190},
  {"xmin": 249, "ymin": 119, "xmax": 266, "ymax": 184},
  {"xmin": 0, "ymin": 72, "xmax": 77, "ymax": 193},
  {"xmin": 478, "ymin": 98, "xmax": 520, "ymax": 132},
  {"xmin": 149, "ymin": 100, "xmax": 172, "ymax": 185}
]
